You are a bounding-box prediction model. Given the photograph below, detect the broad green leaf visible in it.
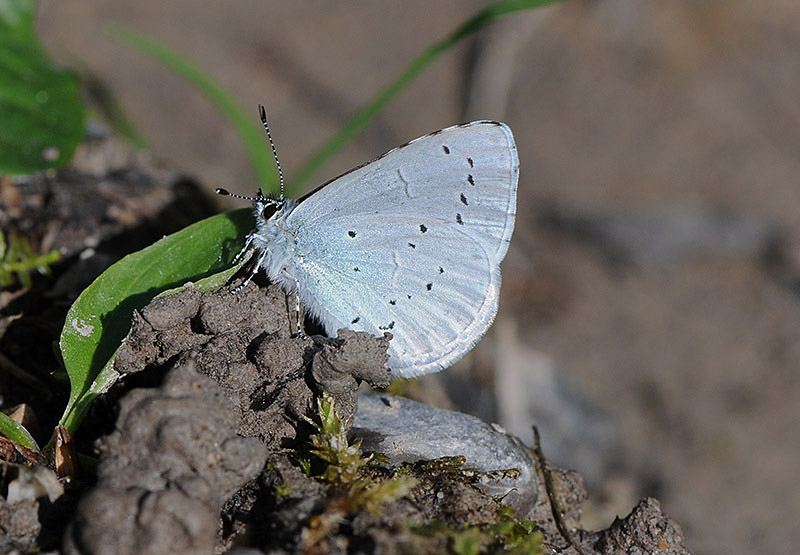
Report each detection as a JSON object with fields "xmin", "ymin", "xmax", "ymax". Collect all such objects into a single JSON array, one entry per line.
[
  {"xmin": 0, "ymin": 411, "xmax": 39, "ymax": 451},
  {"xmin": 57, "ymin": 208, "xmax": 253, "ymax": 436},
  {"xmin": 0, "ymin": 0, "xmax": 86, "ymax": 174}
]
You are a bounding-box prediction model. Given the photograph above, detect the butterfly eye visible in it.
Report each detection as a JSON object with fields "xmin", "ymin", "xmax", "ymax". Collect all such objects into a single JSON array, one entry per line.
[
  {"xmin": 252, "ymin": 193, "xmax": 285, "ymax": 220},
  {"xmin": 260, "ymin": 201, "xmax": 281, "ymax": 220}
]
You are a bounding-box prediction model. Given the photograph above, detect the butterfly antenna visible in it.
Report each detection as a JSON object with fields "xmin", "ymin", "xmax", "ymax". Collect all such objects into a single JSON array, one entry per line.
[
  {"xmin": 259, "ymin": 104, "xmax": 285, "ymax": 199},
  {"xmin": 215, "ymin": 188, "xmax": 261, "ymax": 201},
  {"xmin": 215, "ymin": 105, "xmax": 285, "ymax": 202}
]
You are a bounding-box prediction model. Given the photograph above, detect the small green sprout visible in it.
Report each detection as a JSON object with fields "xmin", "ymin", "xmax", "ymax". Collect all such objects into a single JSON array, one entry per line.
[
  {"xmin": 305, "ymin": 392, "xmax": 418, "ymax": 513},
  {"xmin": 306, "ymin": 392, "xmax": 372, "ymax": 484},
  {"xmin": 273, "ymin": 483, "xmax": 290, "ymax": 497},
  {"xmin": 0, "ymin": 231, "xmax": 61, "ymax": 289}
]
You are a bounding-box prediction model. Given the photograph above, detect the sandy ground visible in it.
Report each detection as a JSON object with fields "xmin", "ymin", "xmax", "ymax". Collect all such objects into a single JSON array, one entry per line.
[{"xmin": 37, "ymin": 1, "xmax": 800, "ymax": 553}]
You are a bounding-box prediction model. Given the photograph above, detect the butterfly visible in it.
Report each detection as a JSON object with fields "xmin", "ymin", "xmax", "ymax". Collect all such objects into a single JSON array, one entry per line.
[{"xmin": 218, "ymin": 106, "xmax": 518, "ymax": 378}]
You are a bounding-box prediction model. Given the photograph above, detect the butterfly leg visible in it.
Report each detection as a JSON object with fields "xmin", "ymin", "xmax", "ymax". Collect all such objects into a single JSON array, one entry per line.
[
  {"xmin": 232, "ymin": 233, "xmax": 256, "ymax": 265},
  {"xmin": 293, "ymin": 279, "xmax": 305, "ymax": 338},
  {"xmin": 232, "ymin": 246, "xmax": 269, "ymax": 293},
  {"xmin": 275, "ymin": 268, "xmax": 306, "ymax": 337},
  {"xmin": 230, "ymin": 234, "xmax": 257, "ymax": 293}
]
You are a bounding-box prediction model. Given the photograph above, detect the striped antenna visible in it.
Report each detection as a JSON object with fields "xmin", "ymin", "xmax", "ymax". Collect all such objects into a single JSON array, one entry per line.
[
  {"xmin": 216, "ymin": 104, "xmax": 285, "ymax": 201},
  {"xmin": 215, "ymin": 188, "xmax": 262, "ymax": 201},
  {"xmin": 259, "ymin": 104, "xmax": 285, "ymax": 199}
]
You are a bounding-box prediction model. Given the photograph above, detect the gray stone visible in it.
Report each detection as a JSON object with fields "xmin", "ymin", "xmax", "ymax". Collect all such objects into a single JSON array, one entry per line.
[{"xmin": 351, "ymin": 392, "xmax": 539, "ymax": 514}]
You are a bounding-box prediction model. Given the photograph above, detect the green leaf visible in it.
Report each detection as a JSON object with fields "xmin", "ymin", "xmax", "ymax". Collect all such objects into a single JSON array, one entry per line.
[
  {"xmin": 57, "ymin": 208, "xmax": 253, "ymax": 436},
  {"xmin": 0, "ymin": 0, "xmax": 87, "ymax": 174},
  {"xmin": 0, "ymin": 411, "xmax": 39, "ymax": 451},
  {"xmin": 289, "ymin": 0, "xmax": 562, "ymax": 192},
  {"xmin": 107, "ymin": 24, "xmax": 279, "ymax": 195}
]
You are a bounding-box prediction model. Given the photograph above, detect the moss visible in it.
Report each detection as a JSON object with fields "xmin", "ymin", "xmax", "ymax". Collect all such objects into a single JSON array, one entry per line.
[{"xmin": 413, "ymin": 504, "xmax": 543, "ymax": 555}]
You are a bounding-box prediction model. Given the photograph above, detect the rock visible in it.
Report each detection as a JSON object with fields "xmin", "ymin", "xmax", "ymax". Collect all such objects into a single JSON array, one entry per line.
[{"xmin": 351, "ymin": 391, "xmax": 539, "ymax": 514}]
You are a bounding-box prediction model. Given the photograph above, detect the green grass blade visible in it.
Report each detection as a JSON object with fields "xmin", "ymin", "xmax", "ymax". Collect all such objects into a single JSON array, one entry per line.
[
  {"xmin": 288, "ymin": 0, "xmax": 561, "ymax": 192},
  {"xmin": 108, "ymin": 25, "xmax": 279, "ymax": 195},
  {"xmin": 57, "ymin": 208, "xmax": 253, "ymax": 436}
]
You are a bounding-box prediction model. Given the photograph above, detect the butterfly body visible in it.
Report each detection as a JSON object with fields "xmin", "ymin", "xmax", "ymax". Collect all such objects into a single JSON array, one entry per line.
[{"xmin": 233, "ymin": 120, "xmax": 518, "ymax": 378}]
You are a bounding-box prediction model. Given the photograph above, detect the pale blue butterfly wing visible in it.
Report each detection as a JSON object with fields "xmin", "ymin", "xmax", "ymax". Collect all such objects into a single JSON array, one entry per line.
[{"xmin": 267, "ymin": 121, "xmax": 518, "ymax": 378}]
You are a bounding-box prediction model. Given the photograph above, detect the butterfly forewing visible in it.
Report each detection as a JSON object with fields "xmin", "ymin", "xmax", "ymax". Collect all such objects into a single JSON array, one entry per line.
[{"xmin": 285, "ymin": 121, "xmax": 518, "ymax": 377}]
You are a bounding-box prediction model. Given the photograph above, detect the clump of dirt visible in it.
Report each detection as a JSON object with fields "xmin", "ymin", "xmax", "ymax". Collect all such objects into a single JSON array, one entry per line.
[
  {"xmin": 63, "ymin": 363, "xmax": 268, "ymax": 554},
  {"xmin": 112, "ymin": 283, "xmax": 392, "ymax": 444},
  {"xmin": 591, "ymin": 498, "xmax": 686, "ymax": 554}
]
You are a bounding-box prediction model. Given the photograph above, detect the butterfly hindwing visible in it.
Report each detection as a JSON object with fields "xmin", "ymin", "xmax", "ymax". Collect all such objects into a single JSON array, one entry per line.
[{"xmin": 284, "ymin": 121, "xmax": 518, "ymax": 377}]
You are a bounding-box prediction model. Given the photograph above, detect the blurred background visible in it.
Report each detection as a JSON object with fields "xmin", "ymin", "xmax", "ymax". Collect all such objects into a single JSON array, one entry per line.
[{"xmin": 37, "ymin": 1, "xmax": 800, "ymax": 553}]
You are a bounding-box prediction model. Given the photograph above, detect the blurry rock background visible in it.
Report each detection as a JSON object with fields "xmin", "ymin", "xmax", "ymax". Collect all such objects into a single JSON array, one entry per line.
[{"xmin": 38, "ymin": 1, "xmax": 800, "ymax": 553}]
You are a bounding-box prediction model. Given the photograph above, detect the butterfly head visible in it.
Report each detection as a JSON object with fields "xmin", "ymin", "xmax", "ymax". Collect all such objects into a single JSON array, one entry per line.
[{"xmin": 216, "ymin": 188, "xmax": 285, "ymax": 220}]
